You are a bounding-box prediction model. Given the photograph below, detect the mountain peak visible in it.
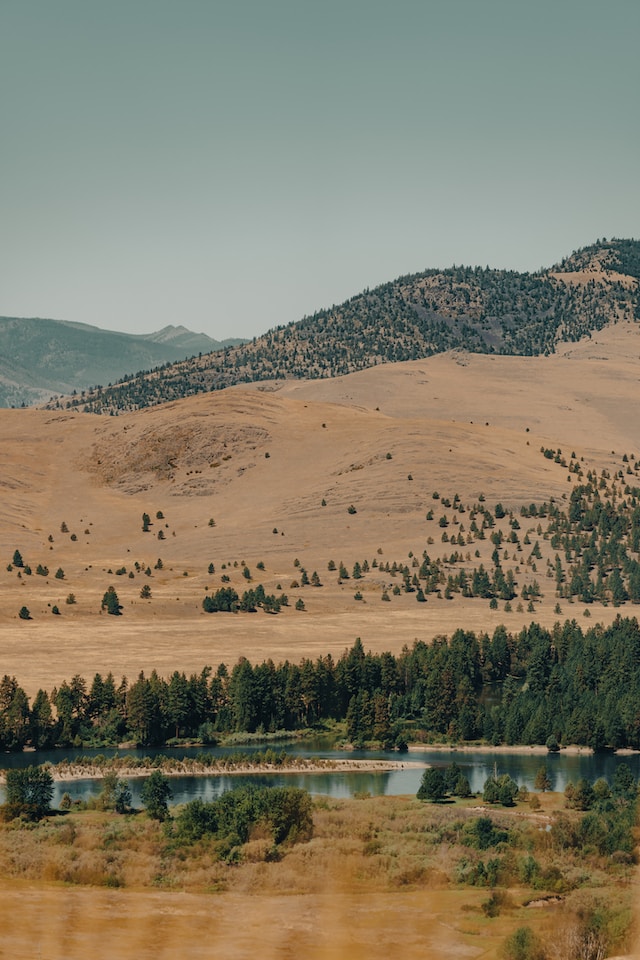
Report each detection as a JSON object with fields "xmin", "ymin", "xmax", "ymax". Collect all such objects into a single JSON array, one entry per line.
[
  {"xmin": 145, "ymin": 325, "xmax": 204, "ymax": 344},
  {"xmin": 0, "ymin": 317, "xmax": 246, "ymax": 408}
]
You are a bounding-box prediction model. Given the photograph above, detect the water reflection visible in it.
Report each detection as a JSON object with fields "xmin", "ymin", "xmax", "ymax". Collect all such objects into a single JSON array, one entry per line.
[{"xmin": 3, "ymin": 742, "xmax": 640, "ymax": 807}]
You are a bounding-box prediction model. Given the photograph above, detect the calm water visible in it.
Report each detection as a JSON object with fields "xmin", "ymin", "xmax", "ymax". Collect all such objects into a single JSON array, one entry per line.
[{"xmin": 2, "ymin": 740, "xmax": 639, "ymax": 807}]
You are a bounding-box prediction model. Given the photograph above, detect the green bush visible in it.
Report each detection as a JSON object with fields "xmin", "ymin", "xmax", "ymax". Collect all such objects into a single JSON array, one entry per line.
[
  {"xmin": 172, "ymin": 786, "xmax": 313, "ymax": 852},
  {"xmin": 501, "ymin": 926, "xmax": 545, "ymax": 960}
]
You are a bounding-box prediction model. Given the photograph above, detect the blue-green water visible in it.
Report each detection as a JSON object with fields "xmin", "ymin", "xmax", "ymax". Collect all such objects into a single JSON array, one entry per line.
[{"xmin": 2, "ymin": 741, "xmax": 639, "ymax": 807}]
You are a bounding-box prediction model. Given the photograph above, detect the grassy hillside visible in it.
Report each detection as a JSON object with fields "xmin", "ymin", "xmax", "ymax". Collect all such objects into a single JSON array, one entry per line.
[{"xmin": 1, "ymin": 321, "xmax": 639, "ymax": 694}]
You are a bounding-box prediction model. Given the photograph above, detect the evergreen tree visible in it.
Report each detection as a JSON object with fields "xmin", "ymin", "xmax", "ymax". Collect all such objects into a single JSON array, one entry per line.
[
  {"xmin": 30, "ymin": 689, "xmax": 56, "ymax": 749},
  {"xmin": 417, "ymin": 767, "xmax": 447, "ymax": 802},
  {"xmin": 101, "ymin": 586, "xmax": 122, "ymax": 616},
  {"xmin": 534, "ymin": 765, "xmax": 551, "ymax": 792}
]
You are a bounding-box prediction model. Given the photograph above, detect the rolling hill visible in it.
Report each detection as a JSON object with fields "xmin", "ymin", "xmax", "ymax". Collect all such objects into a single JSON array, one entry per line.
[
  {"xmin": 1, "ymin": 317, "xmax": 640, "ymax": 694},
  {"xmin": 50, "ymin": 238, "xmax": 640, "ymax": 415}
]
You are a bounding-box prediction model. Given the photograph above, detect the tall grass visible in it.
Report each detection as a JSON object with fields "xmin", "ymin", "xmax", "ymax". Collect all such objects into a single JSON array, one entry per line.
[{"xmin": 0, "ymin": 791, "xmax": 636, "ymax": 958}]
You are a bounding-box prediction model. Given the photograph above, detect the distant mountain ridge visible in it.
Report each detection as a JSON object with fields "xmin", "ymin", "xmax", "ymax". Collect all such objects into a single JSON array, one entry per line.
[
  {"xmin": 47, "ymin": 238, "xmax": 640, "ymax": 414},
  {"xmin": 0, "ymin": 317, "xmax": 245, "ymax": 408}
]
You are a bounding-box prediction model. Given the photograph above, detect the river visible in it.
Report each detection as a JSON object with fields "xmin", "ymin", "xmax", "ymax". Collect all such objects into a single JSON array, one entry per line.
[{"xmin": 2, "ymin": 740, "xmax": 639, "ymax": 807}]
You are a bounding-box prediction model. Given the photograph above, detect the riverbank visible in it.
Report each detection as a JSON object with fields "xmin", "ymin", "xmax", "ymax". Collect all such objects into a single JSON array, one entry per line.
[{"xmin": 408, "ymin": 742, "xmax": 640, "ymax": 756}]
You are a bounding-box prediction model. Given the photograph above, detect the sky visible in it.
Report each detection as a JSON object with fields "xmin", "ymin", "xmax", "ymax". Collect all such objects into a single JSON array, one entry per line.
[{"xmin": 1, "ymin": 0, "xmax": 638, "ymax": 341}]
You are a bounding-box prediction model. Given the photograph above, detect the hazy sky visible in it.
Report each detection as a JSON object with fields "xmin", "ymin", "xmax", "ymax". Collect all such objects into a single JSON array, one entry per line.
[{"xmin": 1, "ymin": 1, "xmax": 638, "ymax": 341}]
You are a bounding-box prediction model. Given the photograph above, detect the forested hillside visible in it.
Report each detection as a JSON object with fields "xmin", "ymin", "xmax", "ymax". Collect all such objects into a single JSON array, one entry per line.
[{"xmin": 51, "ymin": 238, "xmax": 640, "ymax": 414}]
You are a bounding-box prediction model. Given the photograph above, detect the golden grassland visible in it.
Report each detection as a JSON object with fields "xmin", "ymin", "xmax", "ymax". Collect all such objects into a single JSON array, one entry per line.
[
  {"xmin": 0, "ymin": 791, "xmax": 636, "ymax": 960},
  {"xmin": 0, "ymin": 322, "xmax": 640, "ymax": 695}
]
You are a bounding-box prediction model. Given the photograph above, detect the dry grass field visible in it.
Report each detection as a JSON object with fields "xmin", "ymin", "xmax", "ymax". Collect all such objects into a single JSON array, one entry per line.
[
  {"xmin": 1, "ymin": 321, "xmax": 639, "ymax": 695},
  {"xmin": 0, "ymin": 792, "xmax": 636, "ymax": 960},
  {"xmin": 2, "ymin": 320, "xmax": 640, "ymax": 958}
]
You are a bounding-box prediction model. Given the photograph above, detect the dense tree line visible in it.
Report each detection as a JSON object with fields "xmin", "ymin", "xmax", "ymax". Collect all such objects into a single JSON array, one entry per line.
[{"xmin": 4, "ymin": 617, "xmax": 640, "ymax": 752}]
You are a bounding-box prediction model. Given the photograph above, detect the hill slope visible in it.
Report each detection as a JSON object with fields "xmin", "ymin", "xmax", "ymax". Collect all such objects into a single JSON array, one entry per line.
[
  {"xmin": 0, "ymin": 317, "xmax": 245, "ymax": 408},
  {"xmin": 54, "ymin": 238, "xmax": 640, "ymax": 414},
  {"xmin": 3, "ymin": 321, "xmax": 640, "ymax": 692}
]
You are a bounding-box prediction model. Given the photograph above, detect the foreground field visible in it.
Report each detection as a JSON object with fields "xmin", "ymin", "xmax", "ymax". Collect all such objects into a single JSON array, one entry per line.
[
  {"xmin": 0, "ymin": 791, "xmax": 636, "ymax": 960},
  {"xmin": 0, "ymin": 881, "xmax": 533, "ymax": 960}
]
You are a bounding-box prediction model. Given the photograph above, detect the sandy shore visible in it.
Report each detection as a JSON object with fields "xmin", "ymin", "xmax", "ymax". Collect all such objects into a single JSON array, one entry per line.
[{"xmin": 0, "ymin": 757, "xmax": 425, "ymax": 784}]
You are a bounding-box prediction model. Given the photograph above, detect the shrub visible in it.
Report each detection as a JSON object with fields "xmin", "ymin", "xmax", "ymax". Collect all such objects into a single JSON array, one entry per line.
[
  {"xmin": 502, "ymin": 926, "xmax": 545, "ymax": 960},
  {"xmin": 464, "ymin": 816, "xmax": 509, "ymax": 850},
  {"xmin": 172, "ymin": 786, "xmax": 312, "ymax": 849},
  {"xmin": 96, "ymin": 771, "xmax": 132, "ymax": 814}
]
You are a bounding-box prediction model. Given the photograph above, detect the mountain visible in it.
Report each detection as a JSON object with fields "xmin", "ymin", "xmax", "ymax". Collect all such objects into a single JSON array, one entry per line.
[
  {"xmin": 0, "ymin": 317, "xmax": 246, "ymax": 408},
  {"xmin": 54, "ymin": 238, "xmax": 639, "ymax": 415}
]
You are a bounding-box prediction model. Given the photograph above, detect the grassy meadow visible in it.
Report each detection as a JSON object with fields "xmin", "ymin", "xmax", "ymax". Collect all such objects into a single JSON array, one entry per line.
[{"xmin": 0, "ymin": 788, "xmax": 637, "ymax": 960}]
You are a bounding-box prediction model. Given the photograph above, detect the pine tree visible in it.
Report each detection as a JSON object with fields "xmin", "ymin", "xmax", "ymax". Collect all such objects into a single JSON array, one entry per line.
[{"xmin": 101, "ymin": 586, "xmax": 122, "ymax": 616}]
